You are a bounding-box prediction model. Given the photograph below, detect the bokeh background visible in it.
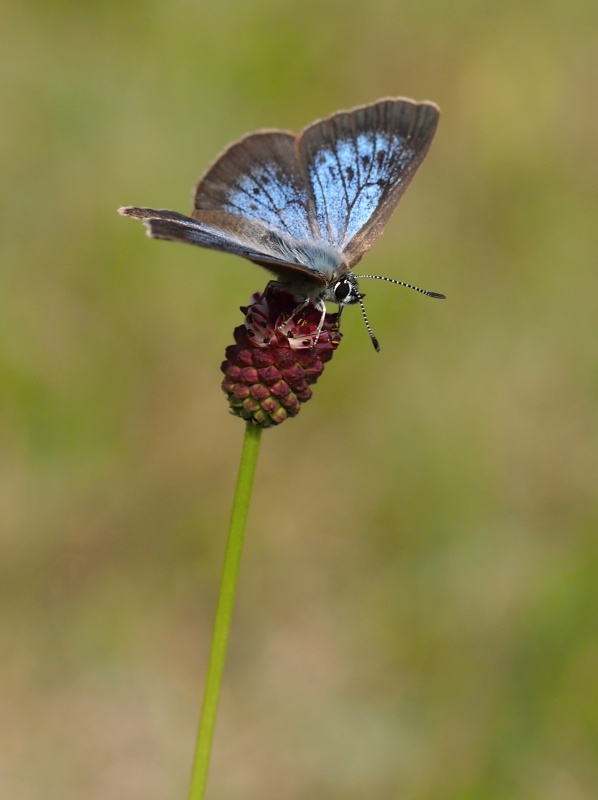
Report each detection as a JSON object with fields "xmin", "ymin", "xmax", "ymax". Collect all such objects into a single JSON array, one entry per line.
[{"xmin": 2, "ymin": 1, "xmax": 597, "ymax": 798}]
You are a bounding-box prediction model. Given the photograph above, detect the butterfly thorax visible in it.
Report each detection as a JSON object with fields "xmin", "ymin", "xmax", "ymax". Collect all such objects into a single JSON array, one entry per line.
[
  {"xmin": 260, "ymin": 230, "xmax": 343, "ymax": 277},
  {"xmin": 255, "ymin": 230, "xmax": 360, "ymax": 308}
]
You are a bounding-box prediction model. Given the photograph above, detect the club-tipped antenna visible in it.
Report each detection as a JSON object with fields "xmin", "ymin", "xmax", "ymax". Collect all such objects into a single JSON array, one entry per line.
[
  {"xmin": 357, "ymin": 294, "xmax": 380, "ymax": 352},
  {"xmin": 354, "ymin": 274, "xmax": 446, "ymax": 300}
]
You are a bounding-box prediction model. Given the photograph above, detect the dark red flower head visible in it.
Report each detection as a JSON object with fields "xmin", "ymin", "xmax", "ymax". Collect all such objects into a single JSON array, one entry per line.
[{"xmin": 221, "ymin": 287, "xmax": 342, "ymax": 427}]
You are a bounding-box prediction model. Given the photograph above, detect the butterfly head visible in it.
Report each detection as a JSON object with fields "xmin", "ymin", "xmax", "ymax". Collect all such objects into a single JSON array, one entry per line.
[{"xmin": 319, "ymin": 272, "xmax": 379, "ymax": 352}]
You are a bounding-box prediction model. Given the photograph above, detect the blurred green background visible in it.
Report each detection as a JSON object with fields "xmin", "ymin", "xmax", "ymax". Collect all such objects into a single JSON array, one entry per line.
[{"xmin": 2, "ymin": 1, "xmax": 597, "ymax": 798}]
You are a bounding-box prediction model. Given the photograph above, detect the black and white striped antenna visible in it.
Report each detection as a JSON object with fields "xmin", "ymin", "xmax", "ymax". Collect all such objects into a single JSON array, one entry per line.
[
  {"xmin": 354, "ymin": 274, "xmax": 446, "ymax": 300},
  {"xmin": 354, "ymin": 276, "xmax": 445, "ymax": 351},
  {"xmin": 356, "ymin": 293, "xmax": 380, "ymax": 352}
]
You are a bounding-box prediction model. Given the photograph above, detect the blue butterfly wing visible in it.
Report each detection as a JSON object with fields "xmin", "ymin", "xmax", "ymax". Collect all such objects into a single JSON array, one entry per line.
[
  {"xmin": 190, "ymin": 130, "xmax": 346, "ymax": 282},
  {"xmin": 298, "ymin": 98, "xmax": 439, "ymax": 267},
  {"xmin": 193, "ymin": 132, "xmax": 316, "ymax": 242}
]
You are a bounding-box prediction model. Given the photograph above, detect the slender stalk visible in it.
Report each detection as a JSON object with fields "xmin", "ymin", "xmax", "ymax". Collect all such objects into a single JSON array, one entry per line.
[{"xmin": 188, "ymin": 422, "xmax": 262, "ymax": 800}]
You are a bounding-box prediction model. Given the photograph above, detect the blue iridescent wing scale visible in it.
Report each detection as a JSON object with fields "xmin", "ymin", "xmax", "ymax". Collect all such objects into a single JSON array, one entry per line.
[
  {"xmin": 298, "ymin": 98, "xmax": 439, "ymax": 268},
  {"xmin": 193, "ymin": 132, "xmax": 317, "ymax": 242}
]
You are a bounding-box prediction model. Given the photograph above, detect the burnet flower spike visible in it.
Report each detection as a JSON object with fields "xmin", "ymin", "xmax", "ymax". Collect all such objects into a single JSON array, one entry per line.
[{"xmin": 221, "ymin": 286, "xmax": 342, "ymax": 427}]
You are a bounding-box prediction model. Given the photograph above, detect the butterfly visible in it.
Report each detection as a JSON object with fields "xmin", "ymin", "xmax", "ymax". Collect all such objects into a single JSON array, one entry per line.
[{"xmin": 119, "ymin": 97, "xmax": 444, "ymax": 351}]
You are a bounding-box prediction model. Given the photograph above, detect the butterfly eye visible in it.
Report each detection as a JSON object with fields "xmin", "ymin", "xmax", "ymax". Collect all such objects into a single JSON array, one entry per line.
[
  {"xmin": 333, "ymin": 277, "xmax": 359, "ymax": 305},
  {"xmin": 334, "ymin": 280, "xmax": 350, "ymax": 301}
]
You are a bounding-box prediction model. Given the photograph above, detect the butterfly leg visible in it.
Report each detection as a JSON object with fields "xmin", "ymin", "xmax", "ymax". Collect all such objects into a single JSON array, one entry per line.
[
  {"xmin": 259, "ymin": 280, "xmax": 311, "ymax": 330},
  {"xmin": 311, "ymin": 300, "xmax": 328, "ymax": 347},
  {"xmin": 255, "ymin": 281, "xmax": 331, "ymax": 349}
]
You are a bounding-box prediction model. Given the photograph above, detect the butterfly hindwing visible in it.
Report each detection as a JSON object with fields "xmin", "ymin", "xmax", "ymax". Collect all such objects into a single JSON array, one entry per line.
[
  {"xmin": 117, "ymin": 206, "xmax": 329, "ymax": 283},
  {"xmin": 298, "ymin": 98, "xmax": 439, "ymax": 267}
]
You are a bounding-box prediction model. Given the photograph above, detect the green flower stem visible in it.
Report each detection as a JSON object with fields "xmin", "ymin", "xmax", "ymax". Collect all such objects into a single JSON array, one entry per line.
[{"xmin": 188, "ymin": 422, "xmax": 263, "ymax": 800}]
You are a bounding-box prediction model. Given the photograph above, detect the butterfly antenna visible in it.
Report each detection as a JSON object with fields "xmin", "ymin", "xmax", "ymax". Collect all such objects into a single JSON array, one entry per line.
[
  {"xmin": 354, "ymin": 274, "xmax": 446, "ymax": 300},
  {"xmin": 357, "ymin": 294, "xmax": 380, "ymax": 352}
]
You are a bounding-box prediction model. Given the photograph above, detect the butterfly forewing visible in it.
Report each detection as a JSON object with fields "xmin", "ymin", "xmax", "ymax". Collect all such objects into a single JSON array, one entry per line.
[
  {"xmin": 298, "ymin": 98, "xmax": 439, "ymax": 267},
  {"xmin": 193, "ymin": 132, "xmax": 316, "ymax": 242}
]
